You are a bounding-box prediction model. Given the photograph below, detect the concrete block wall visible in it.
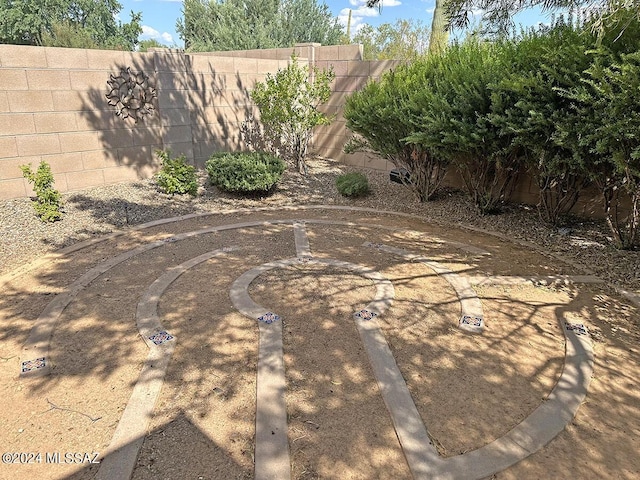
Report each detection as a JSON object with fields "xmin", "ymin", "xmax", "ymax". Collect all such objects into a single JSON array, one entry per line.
[
  {"xmin": 0, "ymin": 45, "xmax": 289, "ymax": 199},
  {"xmin": 0, "ymin": 42, "xmax": 371, "ymax": 200},
  {"xmin": 184, "ymin": 53, "xmax": 290, "ymax": 165},
  {"xmin": 0, "ymin": 44, "xmax": 169, "ymax": 198},
  {"xmin": 0, "ymin": 45, "xmax": 176, "ymax": 198},
  {"xmin": 0, "ymin": 43, "xmax": 613, "ymax": 219},
  {"xmin": 195, "ymin": 43, "xmax": 362, "ymax": 62},
  {"xmin": 312, "ymin": 59, "xmax": 402, "ymax": 171}
]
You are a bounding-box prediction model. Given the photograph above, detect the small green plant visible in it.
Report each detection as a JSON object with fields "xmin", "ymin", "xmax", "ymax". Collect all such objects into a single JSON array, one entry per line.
[
  {"xmin": 20, "ymin": 161, "xmax": 63, "ymax": 222},
  {"xmin": 155, "ymin": 149, "xmax": 198, "ymax": 196},
  {"xmin": 336, "ymin": 172, "xmax": 371, "ymax": 198},
  {"xmin": 250, "ymin": 54, "xmax": 335, "ymax": 175},
  {"xmin": 206, "ymin": 151, "xmax": 286, "ymax": 194}
]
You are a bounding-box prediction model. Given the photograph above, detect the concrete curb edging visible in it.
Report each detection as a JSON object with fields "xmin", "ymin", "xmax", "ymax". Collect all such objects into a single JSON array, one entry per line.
[
  {"xmin": 95, "ymin": 247, "xmax": 234, "ymax": 480},
  {"xmin": 11, "ymin": 208, "xmax": 598, "ymax": 480},
  {"xmin": 4, "ymin": 204, "xmax": 637, "ymax": 309},
  {"xmin": 230, "ymin": 255, "xmax": 396, "ymax": 480}
]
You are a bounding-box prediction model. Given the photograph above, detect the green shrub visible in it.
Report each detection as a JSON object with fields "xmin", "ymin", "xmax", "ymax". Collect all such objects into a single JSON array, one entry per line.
[
  {"xmin": 336, "ymin": 172, "xmax": 370, "ymax": 197},
  {"xmin": 344, "ymin": 62, "xmax": 448, "ymax": 202},
  {"xmin": 250, "ymin": 54, "xmax": 335, "ymax": 175},
  {"xmin": 155, "ymin": 149, "xmax": 198, "ymax": 196},
  {"xmin": 206, "ymin": 151, "xmax": 286, "ymax": 193},
  {"xmin": 489, "ymin": 23, "xmax": 595, "ymax": 225},
  {"xmin": 403, "ymin": 39, "xmax": 523, "ymax": 215},
  {"xmin": 20, "ymin": 161, "xmax": 63, "ymax": 222},
  {"xmin": 555, "ymin": 9, "xmax": 640, "ymax": 248}
]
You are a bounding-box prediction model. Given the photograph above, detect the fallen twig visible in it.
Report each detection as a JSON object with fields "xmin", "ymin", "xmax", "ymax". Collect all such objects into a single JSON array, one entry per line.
[{"xmin": 45, "ymin": 398, "xmax": 102, "ymax": 422}]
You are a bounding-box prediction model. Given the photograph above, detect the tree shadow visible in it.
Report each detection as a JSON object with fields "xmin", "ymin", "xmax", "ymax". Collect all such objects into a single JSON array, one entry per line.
[
  {"xmin": 63, "ymin": 412, "xmax": 250, "ymax": 479},
  {"xmin": 78, "ymin": 51, "xmax": 260, "ymax": 178},
  {"xmin": 0, "ymin": 213, "xmax": 638, "ymax": 479}
]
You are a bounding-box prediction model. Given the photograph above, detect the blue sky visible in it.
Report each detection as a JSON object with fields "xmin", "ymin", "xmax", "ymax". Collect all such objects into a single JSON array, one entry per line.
[{"xmin": 120, "ymin": 0, "xmax": 551, "ymax": 48}]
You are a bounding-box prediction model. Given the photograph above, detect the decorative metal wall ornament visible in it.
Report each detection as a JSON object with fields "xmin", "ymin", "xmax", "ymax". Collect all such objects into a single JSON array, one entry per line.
[{"xmin": 106, "ymin": 67, "xmax": 157, "ymax": 123}]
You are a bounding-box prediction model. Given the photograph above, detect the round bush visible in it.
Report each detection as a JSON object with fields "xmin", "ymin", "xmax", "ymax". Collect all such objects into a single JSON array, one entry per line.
[
  {"xmin": 336, "ymin": 172, "xmax": 370, "ymax": 197},
  {"xmin": 206, "ymin": 151, "xmax": 286, "ymax": 193}
]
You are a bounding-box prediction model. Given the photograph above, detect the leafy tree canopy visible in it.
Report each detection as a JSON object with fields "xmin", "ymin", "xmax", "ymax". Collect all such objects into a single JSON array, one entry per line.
[
  {"xmin": 445, "ymin": 0, "xmax": 640, "ymax": 35},
  {"xmin": 178, "ymin": 0, "xmax": 344, "ymax": 52},
  {"xmin": 138, "ymin": 38, "xmax": 167, "ymax": 52},
  {"xmin": 368, "ymin": 0, "xmax": 638, "ymax": 37},
  {"xmin": 352, "ymin": 19, "xmax": 429, "ymax": 60},
  {"xmin": 0, "ymin": 0, "xmax": 142, "ymax": 50}
]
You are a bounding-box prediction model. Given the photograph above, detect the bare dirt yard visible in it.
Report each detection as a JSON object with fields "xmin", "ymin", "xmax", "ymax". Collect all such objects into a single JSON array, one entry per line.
[{"xmin": 0, "ymin": 160, "xmax": 638, "ymax": 480}]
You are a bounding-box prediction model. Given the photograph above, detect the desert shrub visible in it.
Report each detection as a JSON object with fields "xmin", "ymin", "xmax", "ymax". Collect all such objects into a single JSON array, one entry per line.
[
  {"xmin": 336, "ymin": 172, "xmax": 370, "ymax": 197},
  {"xmin": 404, "ymin": 39, "xmax": 523, "ymax": 215},
  {"xmin": 489, "ymin": 22, "xmax": 595, "ymax": 225},
  {"xmin": 155, "ymin": 149, "xmax": 198, "ymax": 196},
  {"xmin": 346, "ymin": 39, "xmax": 525, "ymax": 211},
  {"xmin": 206, "ymin": 151, "xmax": 286, "ymax": 193},
  {"xmin": 20, "ymin": 161, "xmax": 63, "ymax": 222},
  {"xmin": 555, "ymin": 9, "xmax": 640, "ymax": 248},
  {"xmin": 250, "ymin": 54, "xmax": 334, "ymax": 175},
  {"xmin": 344, "ymin": 60, "xmax": 448, "ymax": 202}
]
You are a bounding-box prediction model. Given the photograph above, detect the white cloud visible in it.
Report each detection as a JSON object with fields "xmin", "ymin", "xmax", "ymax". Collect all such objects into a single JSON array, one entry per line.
[
  {"xmin": 339, "ymin": 9, "xmax": 373, "ymax": 39},
  {"xmin": 141, "ymin": 25, "xmax": 160, "ymax": 38},
  {"xmin": 339, "ymin": 1, "xmax": 402, "ymax": 39},
  {"xmin": 349, "ymin": 0, "xmax": 401, "ymax": 7},
  {"xmin": 140, "ymin": 25, "xmax": 173, "ymax": 45},
  {"xmin": 340, "ymin": 6, "xmax": 379, "ymax": 20},
  {"xmin": 339, "ymin": 0, "xmax": 404, "ymax": 37}
]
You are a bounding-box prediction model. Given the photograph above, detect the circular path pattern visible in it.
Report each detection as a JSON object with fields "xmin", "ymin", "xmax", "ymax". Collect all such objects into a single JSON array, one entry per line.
[{"xmin": 2, "ymin": 206, "xmax": 600, "ymax": 480}]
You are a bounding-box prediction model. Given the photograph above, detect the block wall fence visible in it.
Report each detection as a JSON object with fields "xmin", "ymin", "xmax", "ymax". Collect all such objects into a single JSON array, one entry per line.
[
  {"xmin": 0, "ymin": 42, "xmax": 607, "ymax": 218},
  {"xmin": 0, "ymin": 42, "xmax": 396, "ymax": 200}
]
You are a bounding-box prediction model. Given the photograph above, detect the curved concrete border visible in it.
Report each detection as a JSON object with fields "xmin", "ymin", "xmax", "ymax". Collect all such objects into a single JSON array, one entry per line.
[
  {"xmin": 364, "ymin": 242, "xmax": 485, "ymax": 332},
  {"xmin": 4, "ymin": 204, "xmax": 637, "ymax": 308},
  {"xmin": 229, "ymin": 256, "xmax": 398, "ymax": 480},
  {"xmin": 14, "ymin": 211, "xmax": 596, "ymax": 480},
  {"xmin": 427, "ymin": 325, "xmax": 594, "ymax": 480},
  {"xmin": 19, "ymin": 218, "xmax": 485, "ymax": 378},
  {"xmin": 361, "ymin": 243, "xmax": 594, "ymax": 478},
  {"xmin": 96, "ymin": 247, "xmax": 234, "ymax": 480},
  {"xmin": 19, "ymin": 239, "xmax": 172, "ymax": 377},
  {"xmin": 230, "ymin": 257, "xmax": 395, "ymax": 319}
]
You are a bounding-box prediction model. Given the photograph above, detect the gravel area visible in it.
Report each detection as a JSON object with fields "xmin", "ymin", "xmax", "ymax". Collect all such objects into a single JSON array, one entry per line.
[{"xmin": 1, "ymin": 157, "xmax": 638, "ymax": 294}]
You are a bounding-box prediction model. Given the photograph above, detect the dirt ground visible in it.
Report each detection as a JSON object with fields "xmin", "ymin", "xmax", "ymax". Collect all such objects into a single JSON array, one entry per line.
[{"xmin": 0, "ymin": 208, "xmax": 638, "ymax": 480}]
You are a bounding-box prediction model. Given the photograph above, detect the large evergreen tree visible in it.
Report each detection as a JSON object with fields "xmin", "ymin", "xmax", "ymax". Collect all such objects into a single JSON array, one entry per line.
[
  {"xmin": 0, "ymin": 0, "xmax": 142, "ymax": 50},
  {"xmin": 178, "ymin": 0, "xmax": 344, "ymax": 52}
]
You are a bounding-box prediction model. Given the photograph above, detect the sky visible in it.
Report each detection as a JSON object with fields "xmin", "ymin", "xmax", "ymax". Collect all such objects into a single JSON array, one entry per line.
[{"xmin": 119, "ymin": 0, "xmax": 551, "ymax": 49}]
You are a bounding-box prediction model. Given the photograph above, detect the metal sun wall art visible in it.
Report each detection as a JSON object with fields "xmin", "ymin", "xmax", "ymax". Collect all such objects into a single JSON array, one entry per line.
[{"xmin": 106, "ymin": 67, "xmax": 157, "ymax": 123}]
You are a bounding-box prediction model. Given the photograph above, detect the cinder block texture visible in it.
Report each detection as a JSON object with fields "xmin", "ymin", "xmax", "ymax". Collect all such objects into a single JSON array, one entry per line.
[
  {"xmin": 0, "ymin": 44, "xmax": 611, "ymax": 217},
  {"xmin": 0, "ymin": 69, "xmax": 28, "ymax": 90},
  {"xmin": 0, "ymin": 178, "xmax": 27, "ymax": 198}
]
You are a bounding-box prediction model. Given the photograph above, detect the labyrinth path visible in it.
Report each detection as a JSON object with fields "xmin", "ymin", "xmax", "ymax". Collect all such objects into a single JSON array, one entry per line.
[{"xmin": 0, "ymin": 206, "xmax": 598, "ymax": 480}]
